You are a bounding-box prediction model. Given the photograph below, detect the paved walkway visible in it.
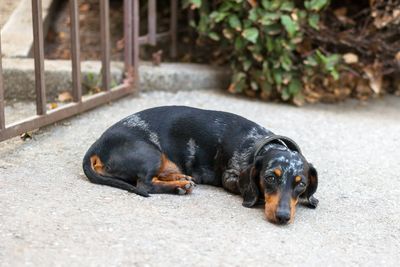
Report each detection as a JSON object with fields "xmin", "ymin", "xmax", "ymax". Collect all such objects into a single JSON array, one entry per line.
[{"xmin": 1, "ymin": 91, "xmax": 399, "ymax": 266}]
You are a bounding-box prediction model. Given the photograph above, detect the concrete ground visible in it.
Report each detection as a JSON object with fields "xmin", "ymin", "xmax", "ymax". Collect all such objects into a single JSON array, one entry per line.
[{"xmin": 1, "ymin": 90, "xmax": 399, "ymax": 266}]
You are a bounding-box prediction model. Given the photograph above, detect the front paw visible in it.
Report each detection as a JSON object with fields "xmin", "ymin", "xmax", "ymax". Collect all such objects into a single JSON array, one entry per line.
[
  {"xmin": 176, "ymin": 181, "xmax": 196, "ymax": 195},
  {"xmin": 307, "ymin": 196, "xmax": 319, "ymax": 209}
]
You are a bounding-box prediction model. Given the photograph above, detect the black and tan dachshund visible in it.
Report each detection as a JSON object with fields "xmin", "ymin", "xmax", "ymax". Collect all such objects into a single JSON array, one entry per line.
[{"xmin": 83, "ymin": 106, "xmax": 318, "ymax": 224}]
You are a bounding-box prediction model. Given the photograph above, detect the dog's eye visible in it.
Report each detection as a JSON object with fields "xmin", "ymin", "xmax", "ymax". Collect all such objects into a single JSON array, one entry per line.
[
  {"xmin": 298, "ymin": 181, "xmax": 306, "ymax": 187},
  {"xmin": 105, "ymin": 165, "xmax": 111, "ymax": 172},
  {"xmin": 264, "ymin": 176, "xmax": 276, "ymax": 184}
]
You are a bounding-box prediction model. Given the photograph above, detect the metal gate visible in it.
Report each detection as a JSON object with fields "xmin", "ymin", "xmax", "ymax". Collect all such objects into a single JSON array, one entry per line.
[{"xmin": 0, "ymin": 0, "xmax": 177, "ymax": 142}]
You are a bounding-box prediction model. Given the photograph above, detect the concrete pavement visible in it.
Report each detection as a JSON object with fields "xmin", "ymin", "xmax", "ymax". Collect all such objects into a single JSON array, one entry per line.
[{"xmin": 1, "ymin": 90, "xmax": 399, "ymax": 266}]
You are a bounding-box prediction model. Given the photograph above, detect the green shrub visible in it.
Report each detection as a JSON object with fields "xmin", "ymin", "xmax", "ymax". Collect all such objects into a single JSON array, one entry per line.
[{"xmin": 183, "ymin": 0, "xmax": 341, "ymax": 104}]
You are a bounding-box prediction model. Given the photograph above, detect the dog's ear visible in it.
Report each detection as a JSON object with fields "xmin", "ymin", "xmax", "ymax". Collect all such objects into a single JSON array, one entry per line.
[
  {"xmin": 238, "ymin": 157, "xmax": 263, "ymax": 208},
  {"xmin": 301, "ymin": 163, "xmax": 319, "ymax": 208}
]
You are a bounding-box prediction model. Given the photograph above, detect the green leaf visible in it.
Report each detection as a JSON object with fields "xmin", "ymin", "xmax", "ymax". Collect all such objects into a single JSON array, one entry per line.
[
  {"xmin": 281, "ymin": 87, "xmax": 291, "ymax": 100},
  {"xmin": 259, "ymin": 12, "xmax": 280, "ymax": 26},
  {"xmin": 280, "ymin": 53, "xmax": 292, "ymax": 71},
  {"xmin": 281, "ymin": 15, "xmax": 298, "ymax": 37},
  {"xmin": 208, "ymin": 32, "xmax": 220, "ymax": 41},
  {"xmin": 304, "ymin": 55, "xmax": 318, "ymax": 66},
  {"xmin": 325, "ymin": 54, "xmax": 340, "ymax": 70},
  {"xmin": 234, "ymin": 36, "xmax": 246, "ymax": 50},
  {"xmin": 272, "ymin": 69, "xmax": 283, "ymax": 85},
  {"xmin": 243, "ymin": 60, "xmax": 252, "ymax": 71},
  {"xmin": 248, "ymin": 8, "xmax": 259, "ymax": 22},
  {"xmin": 266, "ymin": 37, "xmax": 274, "ymax": 52},
  {"xmin": 189, "ymin": 0, "xmax": 202, "ymax": 8},
  {"xmin": 288, "ymin": 78, "xmax": 302, "ymax": 95},
  {"xmin": 280, "ymin": 1, "xmax": 294, "ymax": 11},
  {"xmin": 228, "ymin": 15, "xmax": 242, "ymax": 31},
  {"xmin": 261, "ymin": 0, "xmax": 273, "ymax": 10},
  {"xmin": 220, "ymin": 2, "xmax": 235, "ymax": 12},
  {"xmin": 330, "ymin": 69, "xmax": 339, "ymax": 80},
  {"xmin": 308, "ymin": 13, "xmax": 320, "ymax": 29},
  {"xmin": 304, "ymin": 0, "xmax": 329, "ymax": 11},
  {"xmin": 242, "ymin": 28, "xmax": 259, "ymax": 43},
  {"xmin": 210, "ymin": 11, "xmax": 228, "ymax": 23},
  {"xmin": 262, "ymin": 62, "xmax": 273, "ymax": 83},
  {"xmin": 264, "ymin": 24, "xmax": 281, "ymax": 35},
  {"xmin": 222, "ymin": 28, "xmax": 234, "ymax": 39}
]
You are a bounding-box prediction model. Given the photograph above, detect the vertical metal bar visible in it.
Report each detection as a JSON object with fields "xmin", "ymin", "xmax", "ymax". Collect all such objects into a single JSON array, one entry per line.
[
  {"xmin": 124, "ymin": 0, "xmax": 133, "ymax": 69},
  {"xmin": 70, "ymin": 0, "xmax": 82, "ymax": 102},
  {"xmin": 170, "ymin": 0, "xmax": 177, "ymax": 59},
  {"xmin": 148, "ymin": 0, "xmax": 156, "ymax": 45},
  {"xmin": 100, "ymin": 0, "xmax": 111, "ymax": 91},
  {"xmin": 31, "ymin": 0, "xmax": 47, "ymax": 115},
  {"xmin": 0, "ymin": 34, "xmax": 5, "ymax": 129},
  {"xmin": 132, "ymin": 0, "xmax": 139, "ymax": 71}
]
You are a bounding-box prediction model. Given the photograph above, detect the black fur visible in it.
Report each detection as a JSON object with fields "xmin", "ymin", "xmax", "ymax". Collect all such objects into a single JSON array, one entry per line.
[{"xmin": 83, "ymin": 106, "xmax": 318, "ymax": 224}]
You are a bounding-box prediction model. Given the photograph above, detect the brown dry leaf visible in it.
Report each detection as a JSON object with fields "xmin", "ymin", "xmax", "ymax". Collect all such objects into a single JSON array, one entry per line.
[
  {"xmin": 355, "ymin": 79, "xmax": 372, "ymax": 100},
  {"xmin": 79, "ymin": 3, "xmax": 90, "ymax": 12},
  {"xmin": 334, "ymin": 7, "xmax": 347, "ymax": 17},
  {"xmin": 292, "ymin": 93, "xmax": 305, "ymax": 106},
  {"xmin": 334, "ymin": 7, "xmax": 355, "ymax": 24},
  {"xmin": 363, "ymin": 63, "xmax": 383, "ymax": 94},
  {"xmin": 244, "ymin": 89, "xmax": 257, "ymax": 98},
  {"xmin": 58, "ymin": 91, "xmax": 73, "ymax": 102},
  {"xmin": 395, "ymin": 51, "xmax": 400, "ymax": 62},
  {"xmin": 228, "ymin": 83, "xmax": 236, "ymax": 94},
  {"xmin": 343, "ymin": 53, "xmax": 359, "ymax": 64},
  {"xmin": 247, "ymin": 0, "xmax": 257, "ymax": 8}
]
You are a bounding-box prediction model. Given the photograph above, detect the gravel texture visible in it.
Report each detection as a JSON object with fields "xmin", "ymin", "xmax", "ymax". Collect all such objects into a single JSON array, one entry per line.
[{"xmin": 1, "ymin": 91, "xmax": 399, "ymax": 266}]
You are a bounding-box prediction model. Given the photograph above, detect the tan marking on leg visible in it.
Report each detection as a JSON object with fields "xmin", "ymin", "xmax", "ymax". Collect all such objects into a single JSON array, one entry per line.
[
  {"xmin": 295, "ymin": 176, "xmax": 301, "ymax": 183},
  {"xmin": 157, "ymin": 154, "xmax": 192, "ymax": 181},
  {"xmin": 90, "ymin": 155, "xmax": 105, "ymax": 175},
  {"xmin": 151, "ymin": 177, "xmax": 194, "ymax": 194},
  {"xmin": 264, "ymin": 192, "xmax": 280, "ymax": 223}
]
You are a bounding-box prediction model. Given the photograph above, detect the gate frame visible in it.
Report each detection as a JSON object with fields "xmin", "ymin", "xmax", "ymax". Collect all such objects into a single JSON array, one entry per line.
[{"xmin": 0, "ymin": 0, "xmax": 177, "ymax": 142}]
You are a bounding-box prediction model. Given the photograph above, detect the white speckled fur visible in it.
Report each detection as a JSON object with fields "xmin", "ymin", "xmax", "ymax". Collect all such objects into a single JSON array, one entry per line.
[
  {"xmin": 228, "ymin": 127, "xmax": 267, "ymax": 171},
  {"xmin": 122, "ymin": 115, "xmax": 161, "ymax": 149}
]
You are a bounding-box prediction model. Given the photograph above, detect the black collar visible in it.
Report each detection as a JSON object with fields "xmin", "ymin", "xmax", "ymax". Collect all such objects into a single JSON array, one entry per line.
[{"xmin": 253, "ymin": 135, "xmax": 302, "ymax": 162}]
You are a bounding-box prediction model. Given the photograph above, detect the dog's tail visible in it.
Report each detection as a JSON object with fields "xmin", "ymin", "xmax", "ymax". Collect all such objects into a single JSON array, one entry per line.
[{"xmin": 82, "ymin": 146, "xmax": 150, "ymax": 197}]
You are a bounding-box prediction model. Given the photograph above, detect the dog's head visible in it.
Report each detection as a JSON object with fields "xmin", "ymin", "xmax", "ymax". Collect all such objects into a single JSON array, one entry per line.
[{"xmin": 238, "ymin": 139, "xmax": 318, "ymax": 224}]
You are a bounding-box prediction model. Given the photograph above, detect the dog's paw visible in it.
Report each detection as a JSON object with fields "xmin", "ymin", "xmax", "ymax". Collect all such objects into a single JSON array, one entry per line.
[
  {"xmin": 308, "ymin": 196, "xmax": 319, "ymax": 208},
  {"xmin": 176, "ymin": 181, "xmax": 196, "ymax": 195}
]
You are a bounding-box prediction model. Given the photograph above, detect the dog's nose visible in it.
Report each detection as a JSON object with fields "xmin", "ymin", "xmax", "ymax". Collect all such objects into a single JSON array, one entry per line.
[{"xmin": 276, "ymin": 210, "xmax": 291, "ymax": 224}]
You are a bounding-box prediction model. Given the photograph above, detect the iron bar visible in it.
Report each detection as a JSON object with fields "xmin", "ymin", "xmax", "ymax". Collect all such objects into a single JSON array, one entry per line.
[
  {"xmin": 0, "ymin": 85, "xmax": 131, "ymax": 142},
  {"xmin": 0, "ymin": 34, "xmax": 5, "ymax": 130},
  {"xmin": 148, "ymin": 0, "xmax": 157, "ymax": 45},
  {"xmin": 100, "ymin": 0, "xmax": 111, "ymax": 91},
  {"xmin": 170, "ymin": 0, "xmax": 177, "ymax": 58},
  {"xmin": 124, "ymin": 0, "xmax": 133, "ymax": 68},
  {"xmin": 69, "ymin": 0, "xmax": 82, "ymax": 102},
  {"xmin": 31, "ymin": 0, "xmax": 47, "ymax": 115}
]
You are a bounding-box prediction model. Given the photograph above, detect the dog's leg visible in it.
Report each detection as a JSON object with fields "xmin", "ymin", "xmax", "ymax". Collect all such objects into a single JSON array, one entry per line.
[
  {"xmin": 156, "ymin": 154, "xmax": 193, "ymax": 182},
  {"xmin": 222, "ymin": 169, "xmax": 240, "ymax": 194},
  {"xmin": 136, "ymin": 153, "xmax": 195, "ymax": 195}
]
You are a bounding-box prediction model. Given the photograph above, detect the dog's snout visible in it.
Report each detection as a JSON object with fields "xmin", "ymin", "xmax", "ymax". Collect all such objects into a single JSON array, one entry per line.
[{"xmin": 276, "ymin": 209, "xmax": 291, "ymax": 224}]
